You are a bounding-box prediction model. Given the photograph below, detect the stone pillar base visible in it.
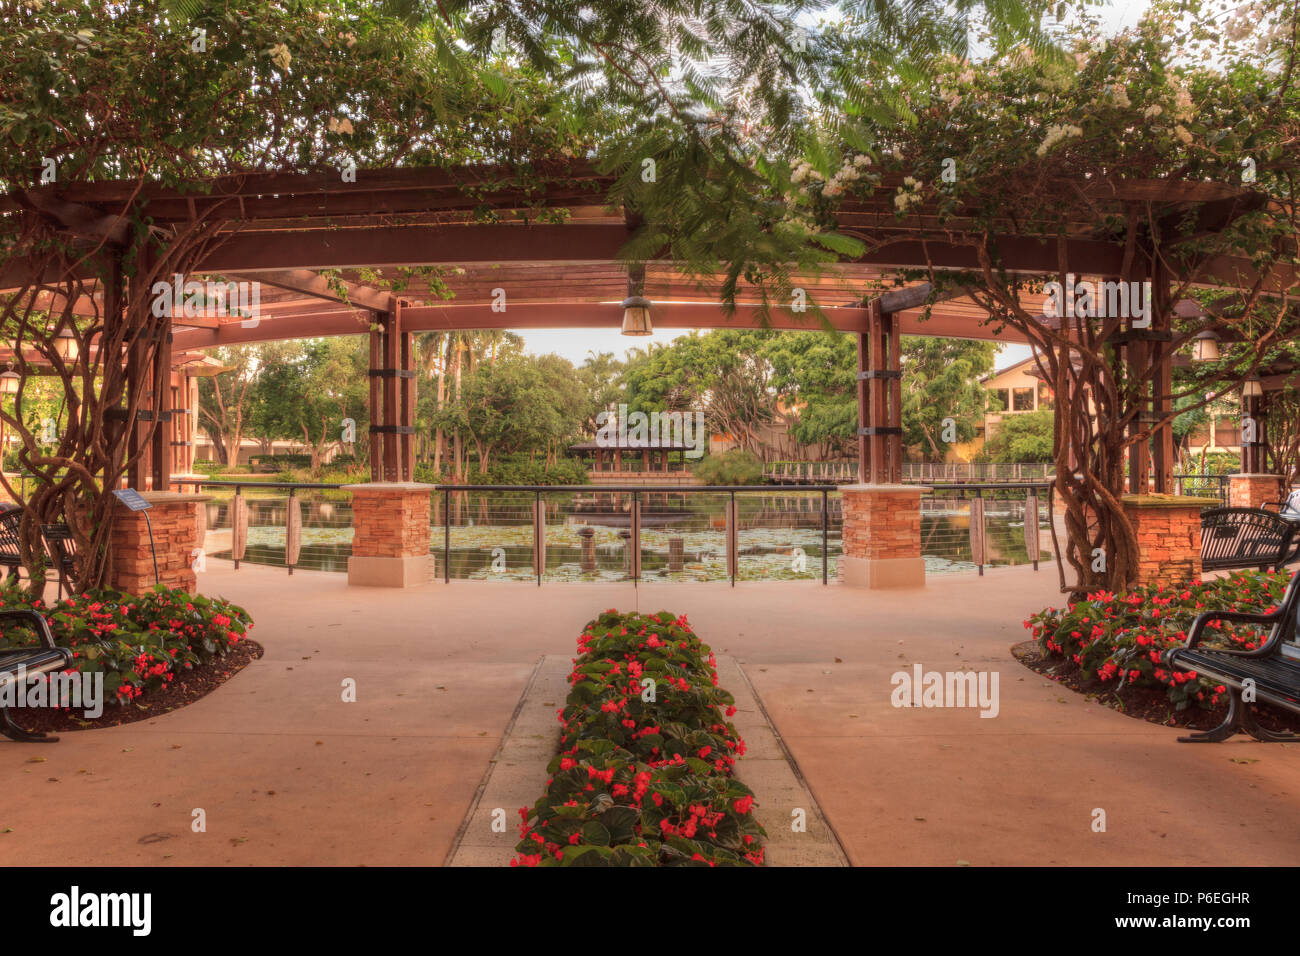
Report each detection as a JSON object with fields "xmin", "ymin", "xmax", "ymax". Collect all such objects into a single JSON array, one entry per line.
[
  {"xmin": 347, "ymin": 554, "xmax": 433, "ymax": 588},
  {"xmin": 838, "ymin": 555, "xmax": 926, "ymax": 589},
  {"xmin": 343, "ymin": 482, "xmax": 435, "ymax": 589},
  {"xmin": 108, "ymin": 492, "xmax": 211, "ymax": 594},
  {"xmin": 1121, "ymin": 494, "xmax": 1219, "ymax": 589},
  {"xmin": 1228, "ymin": 473, "xmax": 1285, "ymax": 510},
  {"xmin": 839, "ymin": 483, "xmax": 928, "ymax": 589}
]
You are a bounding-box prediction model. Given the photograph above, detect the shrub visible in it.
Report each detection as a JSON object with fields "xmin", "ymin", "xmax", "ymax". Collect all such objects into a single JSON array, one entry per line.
[
  {"xmin": 1025, "ymin": 569, "xmax": 1291, "ymax": 711},
  {"xmin": 415, "ymin": 457, "xmax": 590, "ymax": 486},
  {"xmin": 0, "ymin": 584, "xmax": 254, "ymax": 707},
  {"xmin": 692, "ymin": 449, "xmax": 764, "ymax": 485},
  {"xmin": 513, "ymin": 609, "xmax": 765, "ymax": 867}
]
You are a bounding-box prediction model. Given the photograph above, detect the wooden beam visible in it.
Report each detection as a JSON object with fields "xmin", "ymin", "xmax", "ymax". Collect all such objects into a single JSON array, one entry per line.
[
  {"xmin": 871, "ymin": 281, "xmax": 974, "ymax": 314},
  {"xmin": 18, "ymin": 188, "xmax": 129, "ymax": 245},
  {"xmin": 171, "ymin": 301, "xmax": 1035, "ymax": 351},
  {"xmin": 229, "ymin": 268, "xmax": 392, "ymax": 313}
]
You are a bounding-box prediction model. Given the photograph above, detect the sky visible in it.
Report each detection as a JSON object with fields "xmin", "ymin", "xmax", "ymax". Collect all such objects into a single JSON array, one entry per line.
[{"xmin": 510, "ymin": 0, "xmax": 1151, "ymax": 374}]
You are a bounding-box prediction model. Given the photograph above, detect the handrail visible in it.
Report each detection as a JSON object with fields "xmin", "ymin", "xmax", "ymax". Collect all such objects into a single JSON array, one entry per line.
[{"xmin": 172, "ymin": 478, "xmax": 841, "ymax": 493}]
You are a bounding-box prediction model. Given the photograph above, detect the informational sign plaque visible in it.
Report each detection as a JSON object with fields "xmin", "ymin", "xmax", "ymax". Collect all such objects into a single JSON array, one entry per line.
[
  {"xmin": 112, "ymin": 488, "xmax": 152, "ymax": 512},
  {"xmin": 112, "ymin": 488, "xmax": 159, "ymax": 583}
]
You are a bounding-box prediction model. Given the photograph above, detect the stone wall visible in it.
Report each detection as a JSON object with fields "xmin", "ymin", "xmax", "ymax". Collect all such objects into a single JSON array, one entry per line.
[
  {"xmin": 838, "ymin": 484, "xmax": 926, "ymax": 588},
  {"xmin": 108, "ymin": 492, "xmax": 210, "ymax": 594},
  {"xmin": 1228, "ymin": 473, "xmax": 1285, "ymax": 510},
  {"xmin": 344, "ymin": 483, "xmax": 435, "ymax": 587},
  {"xmin": 1120, "ymin": 494, "xmax": 1217, "ymax": 589}
]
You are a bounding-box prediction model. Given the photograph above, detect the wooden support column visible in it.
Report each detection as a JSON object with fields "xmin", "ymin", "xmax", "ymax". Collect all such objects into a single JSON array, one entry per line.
[
  {"xmin": 1243, "ymin": 391, "xmax": 1267, "ymax": 473},
  {"xmin": 368, "ymin": 298, "xmax": 416, "ymax": 483},
  {"xmin": 126, "ymin": 307, "xmax": 155, "ymax": 490},
  {"xmin": 1125, "ymin": 335, "xmax": 1151, "ymax": 495},
  {"xmin": 150, "ymin": 324, "xmax": 173, "ymax": 491},
  {"xmin": 857, "ymin": 300, "xmax": 903, "ymax": 484},
  {"xmin": 399, "ymin": 301, "xmax": 416, "ymax": 482},
  {"xmin": 1150, "ymin": 269, "xmax": 1174, "ymax": 494},
  {"xmin": 856, "ymin": 327, "xmax": 869, "ymax": 479}
]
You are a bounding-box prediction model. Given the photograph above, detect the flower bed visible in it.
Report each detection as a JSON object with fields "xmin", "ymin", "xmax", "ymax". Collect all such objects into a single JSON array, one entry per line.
[
  {"xmin": 1025, "ymin": 569, "xmax": 1292, "ymax": 711},
  {"xmin": 0, "ymin": 583, "xmax": 254, "ymax": 708},
  {"xmin": 513, "ymin": 609, "xmax": 766, "ymax": 866}
]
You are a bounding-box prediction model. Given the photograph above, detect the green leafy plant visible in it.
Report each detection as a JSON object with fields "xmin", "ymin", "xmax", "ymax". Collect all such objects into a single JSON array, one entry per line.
[
  {"xmin": 693, "ymin": 450, "xmax": 764, "ymax": 486},
  {"xmin": 514, "ymin": 609, "xmax": 765, "ymax": 867},
  {"xmin": 0, "ymin": 584, "xmax": 253, "ymax": 707},
  {"xmin": 1025, "ymin": 569, "xmax": 1291, "ymax": 710}
]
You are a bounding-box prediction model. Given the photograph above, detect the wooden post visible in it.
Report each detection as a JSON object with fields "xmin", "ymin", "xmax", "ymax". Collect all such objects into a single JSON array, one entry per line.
[
  {"xmin": 886, "ymin": 309, "xmax": 902, "ymax": 484},
  {"xmin": 969, "ymin": 495, "xmax": 986, "ymax": 574},
  {"xmin": 856, "ymin": 329, "xmax": 869, "ymax": 480},
  {"xmin": 1151, "ymin": 272, "xmax": 1174, "ymax": 494},
  {"xmin": 368, "ymin": 318, "xmax": 382, "ymax": 482},
  {"xmin": 398, "ymin": 298, "xmax": 416, "ymax": 482},
  {"xmin": 150, "ymin": 323, "xmax": 173, "ymax": 491},
  {"xmin": 286, "ymin": 494, "xmax": 303, "ymax": 572}
]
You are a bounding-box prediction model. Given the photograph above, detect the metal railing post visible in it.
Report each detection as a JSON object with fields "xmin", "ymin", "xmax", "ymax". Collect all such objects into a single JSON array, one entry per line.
[
  {"xmin": 727, "ymin": 490, "xmax": 737, "ymax": 587},
  {"xmin": 443, "ymin": 487, "xmax": 450, "ymax": 583},
  {"xmin": 631, "ymin": 491, "xmax": 641, "ymax": 585},
  {"xmin": 821, "ymin": 487, "xmax": 828, "ymax": 585},
  {"xmin": 534, "ymin": 489, "xmax": 543, "ymax": 586},
  {"xmin": 286, "ymin": 486, "xmax": 297, "ymax": 575},
  {"xmin": 232, "ymin": 484, "xmax": 245, "ymax": 571}
]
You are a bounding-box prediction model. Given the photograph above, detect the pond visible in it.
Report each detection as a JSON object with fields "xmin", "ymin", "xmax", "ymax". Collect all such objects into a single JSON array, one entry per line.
[{"xmin": 204, "ymin": 490, "xmax": 1051, "ymax": 581}]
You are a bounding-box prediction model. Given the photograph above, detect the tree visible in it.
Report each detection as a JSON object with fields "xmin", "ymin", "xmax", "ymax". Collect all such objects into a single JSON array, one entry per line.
[
  {"xmin": 815, "ymin": 2, "xmax": 1300, "ymax": 592},
  {"xmin": 256, "ymin": 339, "xmax": 368, "ymax": 472},
  {"xmin": 448, "ymin": 353, "xmax": 584, "ymax": 473},
  {"xmin": 899, "ymin": 338, "xmax": 997, "ymax": 461},
  {"xmin": 981, "ymin": 409, "xmax": 1054, "ymax": 463}
]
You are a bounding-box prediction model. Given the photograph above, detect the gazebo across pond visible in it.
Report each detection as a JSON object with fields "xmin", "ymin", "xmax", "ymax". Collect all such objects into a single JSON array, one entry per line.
[{"xmin": 567, "ymin": 438, "xmax": 698, "ymax": 484}]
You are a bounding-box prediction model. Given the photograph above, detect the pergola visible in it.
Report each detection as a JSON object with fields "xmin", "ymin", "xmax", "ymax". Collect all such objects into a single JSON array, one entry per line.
[{"xmin": 2, "ymin": 160, "xmax": 1288, "ymax": 494}]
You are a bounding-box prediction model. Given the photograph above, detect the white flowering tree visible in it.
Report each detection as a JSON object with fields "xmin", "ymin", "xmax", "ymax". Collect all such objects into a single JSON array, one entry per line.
[{"xmin": 799, "ymin": 1, "xmax": 1300, "ymax": 591}]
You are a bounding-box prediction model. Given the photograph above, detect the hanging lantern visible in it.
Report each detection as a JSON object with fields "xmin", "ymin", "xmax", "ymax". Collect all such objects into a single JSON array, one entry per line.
[
  {"xmin": 0, "ymin": 367, "xmax": 18, "ymax": 395},
  {"xmin": 1191, "ymin": 327, "xmax": 1220, "ymax": 362},
  {"xmin": 621, "ymin": 295, "xmax": 653, "ymax": 336},
  {"xmin": 54, "ymin": 327, "xmax": 79, "ymax": 361},
  {"xmin": 1242, "ymin": 376, "xmax": 1263, "ymax": 398}
]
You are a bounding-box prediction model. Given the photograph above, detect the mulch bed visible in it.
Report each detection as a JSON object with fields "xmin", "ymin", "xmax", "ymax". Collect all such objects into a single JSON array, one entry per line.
[
  {"xmin": 5, "ymin": 640, "xmax": 264, "ymax": 735},
  {"xmin": 1011, "ymin": 639, "xmax": 1300, "ymax": 734}
]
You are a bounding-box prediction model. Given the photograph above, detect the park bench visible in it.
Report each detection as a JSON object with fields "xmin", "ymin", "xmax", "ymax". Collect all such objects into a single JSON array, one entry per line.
[
  {"xmin": 0, "ymin": 506, "xmax": 22, "ymax": 581},
  {"xmin": 41, "ymin": 523, "xmax": 80, "ymax": 601},
  {"xmin": 0, "ymin": 608, "xmax": 74, "ymax": 743},
  {"xmin": 1263, "ymin": 488, "xmax": 1300, "ymax": 525},
  {"xmin": 1200, "ymin": 507, "xmax": 1300, "ymax": 572},
  {"xmin": 1164, "ymin": 568, "xmax": 1300, "ymax": 743}
]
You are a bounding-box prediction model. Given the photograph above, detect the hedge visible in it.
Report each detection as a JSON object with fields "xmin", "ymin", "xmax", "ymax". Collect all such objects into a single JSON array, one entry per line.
[{"xmin": 513, "ymin": 609, "xmax": 766, "ymax": 866}]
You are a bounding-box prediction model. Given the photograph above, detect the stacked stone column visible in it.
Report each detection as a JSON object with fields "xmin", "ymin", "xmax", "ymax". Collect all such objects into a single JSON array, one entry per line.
[
  {"xmin": 838, "ymin": 484, "xmax": 927, "ymax": 588},
  {"xmin": 1120, "ymin": 494, "xmax": 1219, "ymax": 588},
  {"xmin": 1228, "ymin": 474, "xmax": 1286, "ymax": 510},
  {"xmin": 345, "ymin": 483, "xmax": 434, "ymax": 587},
  {"xmin": 108, "ymin": 492, "xmax": 210, "ymax": 594}
]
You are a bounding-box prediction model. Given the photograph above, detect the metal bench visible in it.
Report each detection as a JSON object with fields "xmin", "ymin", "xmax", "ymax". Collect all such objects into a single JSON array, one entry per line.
[
  {"xmin": 1200, "ymin": 507, "xmax": 1300, "ymax": 572},
  {"xmin": 1164, "ymin": 569, "xmax": 1300, "ymax": 742},
  {"xmin": 0, "ymin": 506, "xmax": 22, "ymax": 582},
  {"xmin": 1263, "ymin": 488, "xmax": 1300, "ymax": 524},
  {"xmin": 0, "ymin": 608, "xmax": 74, "ymax": 743},
  {"xmin": 41, "ymin": 524, "xmax": 80, "ymax": 601}
]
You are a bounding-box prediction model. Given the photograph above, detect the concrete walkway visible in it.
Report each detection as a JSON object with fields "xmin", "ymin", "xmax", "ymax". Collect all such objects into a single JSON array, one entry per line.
[{"xmin": 2, "ymin": 562, "xmax": 1297, "ymax": 865}]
